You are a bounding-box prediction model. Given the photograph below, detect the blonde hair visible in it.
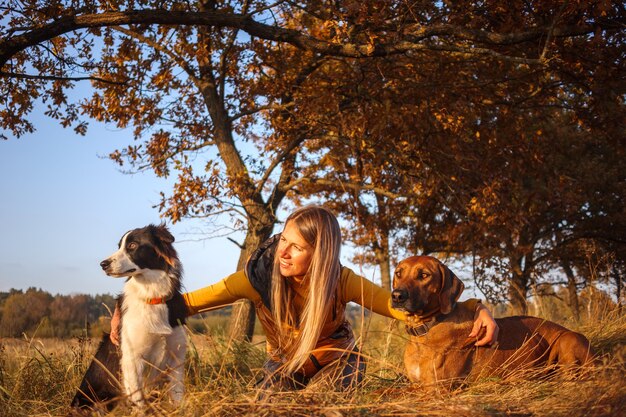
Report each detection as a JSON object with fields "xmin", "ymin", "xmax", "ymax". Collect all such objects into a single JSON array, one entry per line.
[{"xmin": 270, "ymin": 205, "xmax": 342, "ymax": 374}]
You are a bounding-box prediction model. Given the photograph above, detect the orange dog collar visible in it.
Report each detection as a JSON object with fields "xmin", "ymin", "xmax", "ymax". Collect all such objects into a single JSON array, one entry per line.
[{"xmin": 146, "ymin": 296, "xmax": 169, "ymax": 305}]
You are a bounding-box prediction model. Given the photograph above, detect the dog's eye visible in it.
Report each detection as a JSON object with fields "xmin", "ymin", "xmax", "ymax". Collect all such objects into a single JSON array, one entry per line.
[
  {"xmin": 415, "ymin": 271, "xmax": 430, "ymax": 280},
  {"xmin": 127, "ymin": 242, "xmax": 138, "ymax": 250}
]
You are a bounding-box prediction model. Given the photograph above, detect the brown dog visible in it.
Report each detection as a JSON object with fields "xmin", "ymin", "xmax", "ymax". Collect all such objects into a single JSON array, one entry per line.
[{"xmin": 391, "ymin": 255, "xmax": 594, "ymax": 387}]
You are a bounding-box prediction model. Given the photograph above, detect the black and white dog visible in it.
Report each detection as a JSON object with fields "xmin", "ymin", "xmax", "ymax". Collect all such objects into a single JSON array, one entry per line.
[{"xmin": 71, "ymin": 224, "xmax": 187, "ymax": 411}]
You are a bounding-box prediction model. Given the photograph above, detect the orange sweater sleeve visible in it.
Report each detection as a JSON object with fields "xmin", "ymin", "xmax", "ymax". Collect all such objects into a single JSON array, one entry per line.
[
  {"xmin": 183, "ymin": 270, "xmax": 261, "ymax": 316},
  {"xmin": 341, "ymin": 267, "xmax": 407, "ymax": 321}
]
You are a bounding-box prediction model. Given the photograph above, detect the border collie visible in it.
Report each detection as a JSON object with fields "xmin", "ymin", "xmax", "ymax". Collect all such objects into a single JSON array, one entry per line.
[{"xmin": 71, "ymin": 224, "xmax": 187, "ymax": 411}]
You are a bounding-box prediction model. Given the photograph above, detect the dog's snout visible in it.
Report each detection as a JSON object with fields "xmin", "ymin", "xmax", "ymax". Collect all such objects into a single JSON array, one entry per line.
[
  {"xmin": 100, "ymin": 259, "xmax": 112, "ymax": 270},
  {"xmin": 392, "ymin": 289, "xmax": 408, "ymax": 305}
]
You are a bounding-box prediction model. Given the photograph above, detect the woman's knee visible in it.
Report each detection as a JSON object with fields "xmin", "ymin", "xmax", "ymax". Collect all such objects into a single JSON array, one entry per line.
[
  {"xmin": 340, "ymin": 351, "xmax": 366, "ymax": 389},
  {"xmin": 256, "ymin": 359, "xmax": 307, "ymax": 391}
]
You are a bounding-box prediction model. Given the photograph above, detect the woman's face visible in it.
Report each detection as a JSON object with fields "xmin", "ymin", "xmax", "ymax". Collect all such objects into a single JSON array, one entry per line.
[{"xmin": 277, "ymin": 221, "xmax": 313, "ymax": 280}]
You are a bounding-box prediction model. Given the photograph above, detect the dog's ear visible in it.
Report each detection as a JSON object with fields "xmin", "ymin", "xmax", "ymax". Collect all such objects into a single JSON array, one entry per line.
[
  {"xmin": 152, "ymin": 223, "xmax": 175, "ymax": 244},
  {"xmin": 438, "ymin": 262, "xmax": 464, "ymax": 314},
  {"xmin": 150, "ymin": 224, "xmax": 177, "ymax": 267}
]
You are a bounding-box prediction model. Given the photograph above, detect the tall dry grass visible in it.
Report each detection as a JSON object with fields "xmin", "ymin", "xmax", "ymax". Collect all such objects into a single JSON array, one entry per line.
[{"xmin": 0, "ymin": 306, "xmax": 624, "ymax": 416}]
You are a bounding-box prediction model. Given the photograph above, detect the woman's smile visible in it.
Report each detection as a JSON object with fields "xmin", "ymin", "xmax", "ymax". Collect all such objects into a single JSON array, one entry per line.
[{"xmin": 277, "ymin": 221, "xmax": 313, "ymax": 279}]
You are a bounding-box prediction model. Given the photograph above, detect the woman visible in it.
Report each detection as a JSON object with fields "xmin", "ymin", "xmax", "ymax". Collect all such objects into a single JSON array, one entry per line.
[{"xmin": 111, "ymin": 206, "xmax": 498, "ymax": 390}]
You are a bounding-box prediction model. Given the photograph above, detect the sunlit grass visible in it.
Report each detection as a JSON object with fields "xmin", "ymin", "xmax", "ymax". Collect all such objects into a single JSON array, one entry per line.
[{"xmin": 0, "ymin": 308, "xmax": 624, "ymax": 416}]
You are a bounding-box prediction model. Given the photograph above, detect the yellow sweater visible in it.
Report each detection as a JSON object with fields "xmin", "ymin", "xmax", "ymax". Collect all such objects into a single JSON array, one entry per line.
[
  {"xmin": 183, "ymin": 266, "xmax": 479, "ymax": 376},
  {"xmin": 184, "ymin": 266, "xmax": 406, "ymax": 320}
]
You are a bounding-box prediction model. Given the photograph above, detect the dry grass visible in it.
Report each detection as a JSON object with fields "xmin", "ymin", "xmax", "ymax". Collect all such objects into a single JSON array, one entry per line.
[{"xmin": 0, "ymin": 310, "xmax": 624, "ymax": 416}]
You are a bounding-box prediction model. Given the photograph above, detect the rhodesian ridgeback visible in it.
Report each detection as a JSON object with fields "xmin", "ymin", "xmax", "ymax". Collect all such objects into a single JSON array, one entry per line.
[{"xmin": 391, "ymin": 255, "xmax": 595, "ymax": 387}]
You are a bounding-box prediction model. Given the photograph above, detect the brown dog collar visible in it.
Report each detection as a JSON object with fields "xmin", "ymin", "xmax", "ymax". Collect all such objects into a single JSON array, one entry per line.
[
  {"xmin": 405, "ymin": 319, "xmax": 437, "ymax": 337},
  {"xmin": 404, "ymin": 311, "xmax": 441, "ymax": 337}
]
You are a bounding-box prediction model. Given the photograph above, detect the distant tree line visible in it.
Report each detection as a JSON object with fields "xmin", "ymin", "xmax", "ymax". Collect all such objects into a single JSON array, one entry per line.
[
  {"xmin": 0, "ymin": 289, "xmax": 245, "ymax": 338},
  {"xmin": 1, "ymin": 279, "xmax": 620, "ymax": 339},
  {"xmin": 0, "ymin": 288, "xmax": 116, "ymax": 338}
]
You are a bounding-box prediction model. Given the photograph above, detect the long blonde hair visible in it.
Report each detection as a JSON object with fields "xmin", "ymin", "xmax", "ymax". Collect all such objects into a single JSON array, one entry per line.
[{"xmin": 270, "ymin": 205, "xmax": 342, "ymax": 373}]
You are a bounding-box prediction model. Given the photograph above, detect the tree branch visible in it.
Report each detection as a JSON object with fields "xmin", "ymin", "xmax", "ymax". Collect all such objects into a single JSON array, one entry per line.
[
  {"xmin": 256, "ymin": 133, "xmax": 305, "ymax": 196},
  {"xmin": 285, "ymin": 177, "xmax": 405, "ymax": 200},
  {"xmin": 2, "ymin": 9, "xmax": 619, "ymax": 71},
  {"xmin": 0, "ymin": 70, "xmax": 126, "ymax": 84},
  {"xmin": 112, "ymin": 25, "xmax": 199, "ymax": 83},
  {"xmin": 228, "ymin": 102, "xmax": 294, "ymax": 123}
]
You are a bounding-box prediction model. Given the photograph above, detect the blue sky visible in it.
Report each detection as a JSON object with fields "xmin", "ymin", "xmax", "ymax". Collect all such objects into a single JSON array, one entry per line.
[
  {"xmin": 0, "ymin": 108, "xmax": 386, "ymax": 297},
  {"xmin": 0, "ymin": 112, "xmax": 243, "ymax": 296},
  {"xmin": 0, "ymin": 106, "xmax": 484, "ymax": 302}
]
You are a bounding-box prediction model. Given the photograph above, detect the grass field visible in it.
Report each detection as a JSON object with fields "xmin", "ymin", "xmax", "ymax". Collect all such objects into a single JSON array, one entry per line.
[{"xmin": 0, "ymin": 306, "xmax": 624, "ymax": 416}]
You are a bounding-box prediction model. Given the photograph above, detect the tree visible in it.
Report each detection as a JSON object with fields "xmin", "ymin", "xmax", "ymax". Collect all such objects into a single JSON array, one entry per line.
[
  {"xmin": 3, "ymin": 1, "xmax": 322, "ymax": 340},
  {"xmin": 416, "ymin": 75, "xmax": 625, "ymax": 313},
  {"xmin": 0, "ymin": 288, "xmax": 52, "ymax": 337},
  {"xmin": 49, "ymin": 294, "xmax": 94, "ymax": 336},
  {"xmin": 285, "ymin": 1, "xmax": 626, "ymax": 312},
  {"xmin": 1, "ymin": 0, "xmax": 623, "ymax": 331}
]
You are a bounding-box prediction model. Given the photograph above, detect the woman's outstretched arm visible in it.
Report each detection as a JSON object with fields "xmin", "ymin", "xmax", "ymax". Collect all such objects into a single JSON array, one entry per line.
[{"xmin": 110, "ymin": 270, "xmax": 259, "ymax": 345}]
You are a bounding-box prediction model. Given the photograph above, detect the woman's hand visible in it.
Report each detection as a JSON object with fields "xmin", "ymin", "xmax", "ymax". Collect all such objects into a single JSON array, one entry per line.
[
  {"xmin": 469, "ymin": 304, "xmax": 499, "ymax": 346},
  {"xmin": 110, "ymin": 305, "xmax": 121, "ymax": 346}
]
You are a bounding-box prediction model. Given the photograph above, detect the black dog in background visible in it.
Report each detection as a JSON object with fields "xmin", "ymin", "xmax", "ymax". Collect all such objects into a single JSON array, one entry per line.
[{"xmin": 70, "ymin": 332, "xmax": 121, "ymax": 411}]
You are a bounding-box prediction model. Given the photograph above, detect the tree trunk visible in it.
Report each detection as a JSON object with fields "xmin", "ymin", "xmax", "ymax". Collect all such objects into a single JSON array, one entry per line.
[
  {"xmin": 374, "ymin": 195, "xmax": 392, "ymax": 290},
  {"xmin": 228, "ymin": 299, "xmax": 257, "ymax": 343},
  {"xmin": 194, "ymin": 21, "xmax": 270, "ymax": 342},
  {"xmin": 374, "ymin": 233, "xmax": 391, "ymax": 290},
  {"xmin": 508, "ymin": 278, "xmax": 528, "ymax": 314},
  {"xmin": 193, "ymin": 4, "xmax": 300, "ymax": 340},
  {"xmin": 508, "ymin": 257, "xmax": 528, "ymax": 314},
  {"xmin": 562, "ymin": 260, "xmax": 581, "ymax": 321},
  {"xmin": 612, "ymin": 264, "xmax": 622, "ymax": 307},
  {"xmin": 227, "ymin": 207, "xmax": 276, "ymax": 341},
  {"xmin": 378, "ymin": 251, "xmax": 392, "ymax": 291}
]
